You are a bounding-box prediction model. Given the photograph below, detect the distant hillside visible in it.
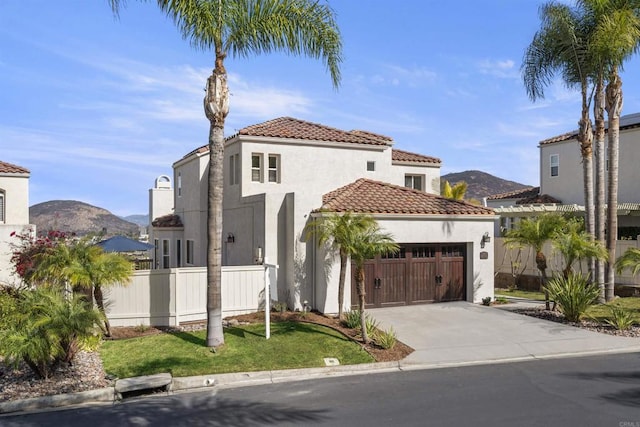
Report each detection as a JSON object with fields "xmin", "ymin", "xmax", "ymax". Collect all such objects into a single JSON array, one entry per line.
[
  {"xmin": 441, "ymin": 170, "xmax": 532, "ymax": 201},
  {"xmin": 122, "ymin": 214, "xmax": 149, "ymax": 227},
  {"xmin": 30, "ymin": 200, "xmax": 139, "ymax": 237}
]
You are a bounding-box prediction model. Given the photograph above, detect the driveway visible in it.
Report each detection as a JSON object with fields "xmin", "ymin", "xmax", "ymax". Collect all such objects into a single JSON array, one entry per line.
[{"xmin": 369, "ymin": 301, "xmax": 640, "ymax": 366}]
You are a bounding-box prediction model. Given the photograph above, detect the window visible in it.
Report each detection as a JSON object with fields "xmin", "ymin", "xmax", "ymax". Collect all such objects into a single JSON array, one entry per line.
[
  {"xmin": 186, "ymin": 240, "xmax": 195, "ymax": 265},
  {"xmin": 177, "ymin": 172, "xmax": 182, "ymax": 197},
  {"xmin": 162, "ymin": 239, "xmax": 170, "ymax": 269},
  {"xmin": 366, "ymin": 161, "xmax": 375, "ymax": 171},
  {"xmin": 251, "ymin": 154, "xmax": 263, "ymax": 182},
  {"xmin": 550, "ymin": 154, "xmax": 559, "ymax": 177},
  {"xmin": 0, "ymin": 191, "xmax": 4, "ymax": 222},
  {"xmin": 404, "ymin": 174, "xmax": 424, "ymax": 191},
  {"xmin": 268, "ymin": 154, "xmax": 280, "ymax": 183},
  {"xmin": 176, "ymin": 239, "xmax": 182, "ymax": 267},
  {"xmin": 229, "ymin": 154, "xmax": 240, "ymax": 185},
  {"xmin": 154, "ymin": 239, "xmax": 159, "ymax": 268}
]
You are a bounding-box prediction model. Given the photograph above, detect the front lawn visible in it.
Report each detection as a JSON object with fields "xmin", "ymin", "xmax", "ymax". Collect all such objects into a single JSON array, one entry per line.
[
  {"xmin": 586, "ymin": 297, "xmax": 640, "ymax": 323},
  {"xmin": 494, "ymin": 288, "xmax": 546, "ymax": 301},
  {"xmin": 100, "ymin": 321, "xmax": 374, "ymax": 379}
]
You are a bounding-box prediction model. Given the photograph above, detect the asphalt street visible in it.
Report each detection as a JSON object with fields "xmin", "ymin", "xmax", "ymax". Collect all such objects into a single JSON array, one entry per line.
[{"xmin": 2, "ymin": 352, "xmax": 640, "ymax": 427}]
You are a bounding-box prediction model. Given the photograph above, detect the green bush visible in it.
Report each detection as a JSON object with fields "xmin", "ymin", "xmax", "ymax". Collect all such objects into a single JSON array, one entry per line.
[
  {"xmin": 0, "ymin": 287, "xmax": 103, "ymax": 379},
  {"xmin": 481, "ymin": 296, "xmax": 492, "ymax": 306},
  {"xmin": 544, "ymin": 274, "xmax": 599, "ymax": 322},
  {"xmin": 373, "ymin": 327, "xmax": 397, "ymax": 349},
  {"xmin": 343, "ymin": 310, "xmax": 361, "ymax": 329},
  {"xmin": 604, "ymin": 304, "xmax": 636, "ymax": 330}
]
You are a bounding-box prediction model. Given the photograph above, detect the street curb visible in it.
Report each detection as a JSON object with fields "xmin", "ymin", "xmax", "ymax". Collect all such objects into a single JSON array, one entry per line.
[{"xmin": 0, "ymin": 387, "xmax": 114, "ymax": 414}]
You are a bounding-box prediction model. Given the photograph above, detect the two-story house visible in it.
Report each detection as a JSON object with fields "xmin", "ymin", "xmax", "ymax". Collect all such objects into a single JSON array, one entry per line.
[
  {"xmin": 488, "ymin": 112, "xmax": 640, "ymax": 238},
  {"xmin": 150, "ymin": 117, "xmax": 495, "ymax": 313},
  {"xmin": 0, "ymin": 160, "xmax": 34, "ymax": 286}
]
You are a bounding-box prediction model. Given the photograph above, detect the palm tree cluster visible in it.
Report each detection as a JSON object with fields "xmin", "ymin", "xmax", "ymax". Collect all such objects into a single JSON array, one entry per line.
[{"xmin": 522, "ymin": 0, "xmax": 640, "ymax": 302}]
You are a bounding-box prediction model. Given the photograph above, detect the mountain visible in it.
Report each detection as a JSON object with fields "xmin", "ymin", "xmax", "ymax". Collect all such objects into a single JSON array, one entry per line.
[
  {"xmin": 29, "ymin": 200, "xmax": 139, "ymax": 237},
  {"xmin": 122, "ymin": 214, "xmax": 149, "ymax": 227},
  {"xmin": 440, "ymin": 170, "xmax": 532, "ymax": 201}
]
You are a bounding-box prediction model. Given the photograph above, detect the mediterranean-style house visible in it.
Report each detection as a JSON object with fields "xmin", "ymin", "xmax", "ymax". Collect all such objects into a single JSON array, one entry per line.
[
  {"xmin": 0, "ymin": 160, "xmax": 34, "ymax": 286},
  {"xmin": 487, "ymin": 112, "xmax": 640, "ymax": 238},
  {"xmin": 149, "ymin": 117, "xmax": 496, "ymax": 314}
]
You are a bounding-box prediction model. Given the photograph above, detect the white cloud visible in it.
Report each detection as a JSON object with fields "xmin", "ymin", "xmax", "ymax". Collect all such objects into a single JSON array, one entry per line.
[{"xmin": 476, "ymin": 58, "xmax": 519, "ymax": 79}]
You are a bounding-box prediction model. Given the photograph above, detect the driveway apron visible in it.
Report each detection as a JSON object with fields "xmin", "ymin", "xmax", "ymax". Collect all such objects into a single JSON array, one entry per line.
[{"xmin": 369, "ymin": 302, "xmax": 640, "ymax": 366}]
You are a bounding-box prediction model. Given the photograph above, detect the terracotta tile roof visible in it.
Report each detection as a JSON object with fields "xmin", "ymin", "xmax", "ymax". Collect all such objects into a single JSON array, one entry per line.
[
  {"xmin": 487, "ymin": 187, "xmax": 539, "ymax": 200},
  {"xmin": 391, "ymin": 148, "xmax": 441, "ymax": 165},
  {"xmin": 318, "ymin": 178, "xmax": 494, "ymax": 216},
  {"xmin": 516, "ymin": 193, "xmax": 562, "ymax": 205},
  {"xmin": 540, "ymin": 112, "xmax": 640, "ymax": 145},
  {"xmin": 151, "ymin": 214, "xmax": 183, "ymax": 228},
  {"xmin": 235, "ymin": 117, "xmax": 393, "ymax": 146},
  {"xmin": 0, "ymin": 160, "xmax": 29, "ymax": 174}
]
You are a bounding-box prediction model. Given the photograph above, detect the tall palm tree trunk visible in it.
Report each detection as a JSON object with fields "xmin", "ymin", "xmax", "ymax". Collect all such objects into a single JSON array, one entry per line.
[
  {"xmin": 355, "ymin": 266, "xmax": 369, "ymax": 344},
  {"xmin": 594, "ymin": 77, "xmax": 606, "ymax": 303},
  {"xmin": 93, "ymin": 285, "xmax": 111, "ymax": 337},
  {"xmin": 536, "ymin": 251, "xmax": 551, "ymax": 310},
  {"xmin": 605, "ymin": 70, "xmax": 622, "ymax": 302},
  {"xmin": 205, "ymin": 53, "xmax": 229, "ymax": 348}
]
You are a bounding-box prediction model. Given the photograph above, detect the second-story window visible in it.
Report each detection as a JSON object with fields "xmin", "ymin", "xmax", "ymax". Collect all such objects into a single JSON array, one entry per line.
[
  {"xmin": 0, "ymin": 190, "xmax": 4, "ymax": 223},
  {"xmin": 268, "ymin": 154, "xmax": 280, "ymax": 183},
  {"xmin": 229, "ymin": 154, "xmax": 240, "ymax": 185},
  {"xmin": 404, "ymin": 174, "xmax": 424, "ymax": 191},
  {"xmin": 177, "ymin": 172, "xmax": 182, "ymax": 197},
  {"xmin": 550, "ymin": 154, "xmax": 559, "ymax": 177},
  {"xmin": 251, "ymin": 154, "xmax": 263, "ymax": 182},
  {"xmin": 367, "ymin": 161, "xmax": 375, "ymax": 171}
]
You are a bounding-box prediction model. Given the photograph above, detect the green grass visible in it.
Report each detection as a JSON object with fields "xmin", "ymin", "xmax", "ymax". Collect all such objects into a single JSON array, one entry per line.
[
  {"xmin": 494, "ymin": 288, "xmax": 546, "ymax": 301},
  {"xmin": 585, "ymin": 297, "xmax": 640, "ymax": 324},
  {"xmin": 99, "ymin": 321, "xmax": 374, "ymax": 379}
]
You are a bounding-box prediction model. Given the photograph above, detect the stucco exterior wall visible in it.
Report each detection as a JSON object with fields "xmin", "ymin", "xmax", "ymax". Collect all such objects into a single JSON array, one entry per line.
[{"xmin": 0, "ymin": 173, "xmax": 30, "ymax": 224}]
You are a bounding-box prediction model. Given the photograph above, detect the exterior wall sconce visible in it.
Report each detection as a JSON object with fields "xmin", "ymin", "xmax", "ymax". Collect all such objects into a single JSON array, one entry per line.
[
  {"xmin": 255, "ymin": 246, "xmax": 263, "ymax": 265},
  {"xmin": 481, "ymin": 232, "xmax": 491, "ymax": 249},
  {"xmin": 227, "ymin": 233, "xmax": 235, "ymax": 243}
]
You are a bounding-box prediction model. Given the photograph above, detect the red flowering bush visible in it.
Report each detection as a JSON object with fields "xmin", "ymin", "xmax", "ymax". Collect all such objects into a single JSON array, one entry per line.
[{"xmin": 9, "ymin": 229, "xmax": 70, "ymax": 285}]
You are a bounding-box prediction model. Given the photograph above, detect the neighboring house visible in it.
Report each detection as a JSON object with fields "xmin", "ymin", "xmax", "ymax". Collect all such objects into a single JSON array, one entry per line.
[
  {"xmin": 488, "ymin": 112, "xmax": 640, "ymax": 239},
  {"xmin": 150, "ymin": 117, "xmax": 496, "ymax": 313},
  {"xmin": 0, "ymin": 160, "xmax": 34, "ymax": 286}
]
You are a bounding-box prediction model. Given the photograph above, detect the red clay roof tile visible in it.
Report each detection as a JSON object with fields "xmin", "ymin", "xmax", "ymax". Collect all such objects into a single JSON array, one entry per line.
[
  {"xmin": 318, "ymin": 179, "xmax": 494, "ymax": 216},
  {"xmin": 391, "ymin": 148, "xmax": 441, "ymax": 164},
  {"xmin": 487, "ymin": 187, "xmax": 539, "ymax": 200},
  {"xmin": 0, "ymin": 161, "xmax": 29, "ymax": 174}
]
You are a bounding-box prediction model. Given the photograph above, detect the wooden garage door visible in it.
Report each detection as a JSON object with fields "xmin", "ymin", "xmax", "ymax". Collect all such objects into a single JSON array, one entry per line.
[{"xmin": 351, "ymin": 244, "xmax": 466, "ymax": 309}]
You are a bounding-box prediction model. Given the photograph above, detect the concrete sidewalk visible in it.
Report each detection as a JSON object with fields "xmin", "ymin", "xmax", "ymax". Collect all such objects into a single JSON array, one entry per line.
[
  {"xmin": 370, "ymin": 301, "xmax": 640, "ymax": 367},
  {"xmin": 3, "ymin": 301, "xmax": 640, "ymax": 415}
]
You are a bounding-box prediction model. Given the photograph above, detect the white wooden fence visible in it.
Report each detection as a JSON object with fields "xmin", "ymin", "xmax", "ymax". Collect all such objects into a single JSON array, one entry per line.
[
  {"xmin": 494, "ymin": 237, "xmax": 640, "ymax": 286},
  {"xmin": 104, "ymin": 265, "xmax": 269, "ymax": 327}
]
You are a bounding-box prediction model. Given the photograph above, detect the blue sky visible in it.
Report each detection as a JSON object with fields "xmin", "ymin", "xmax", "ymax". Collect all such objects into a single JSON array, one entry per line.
[{"xmin": 3, "ymin": 1, "xmax": 640, "ymax": 217}]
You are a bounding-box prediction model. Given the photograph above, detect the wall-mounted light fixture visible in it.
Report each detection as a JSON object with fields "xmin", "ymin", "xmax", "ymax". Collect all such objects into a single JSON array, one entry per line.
[
  {"xmin": 227, "ymin": 233, "xmax": 235, "ymax": 243},
  {"xmin": 481, "ymin": 232, "xmax": 491, "ymax": 249},
  {"xmin": 255, "ymin": 246, "xmax": 263, "ymax": 265}
]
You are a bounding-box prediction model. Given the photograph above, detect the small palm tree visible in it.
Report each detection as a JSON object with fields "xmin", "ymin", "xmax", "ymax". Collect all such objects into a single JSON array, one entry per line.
[
  {"xmin": 441, "ymin": 180, "xmax": 467, "ymax": 200},
  {"xmin": 305, "ymin": 212, "xmax": 377, "ymax": 320},
  {"xmin": 505, "ymin": 214, "xmax": 566, "ymax": 309},
  {"xmin": 349, "ymin": 224, "xmax": 399, "ymax": 344},
  {"xmin": 552, "ymin": 218, "xmax": 608, "ymax": 281},
  {"xmin": 110, "ymin": 0, "xmax": 342, "ymax": 348},
  {"xmin": 615, "ymin": 248, "xmax": 640, "ymax": 277}
]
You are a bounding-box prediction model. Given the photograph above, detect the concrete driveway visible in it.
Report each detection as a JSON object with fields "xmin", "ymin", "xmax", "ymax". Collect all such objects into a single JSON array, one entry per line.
[{"xmin": 369, "ymin": 301, "xmax": 640, "ymax": 366}]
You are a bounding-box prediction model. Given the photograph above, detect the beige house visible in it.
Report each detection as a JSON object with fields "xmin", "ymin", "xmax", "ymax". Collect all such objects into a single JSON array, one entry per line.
[
  {"xmin": 150, "ymin": 117, "xmax": 496, "ymax": 313},
  {"xmin": 0, "ymin": 160, "xmax": 34, "ymax": 285}
]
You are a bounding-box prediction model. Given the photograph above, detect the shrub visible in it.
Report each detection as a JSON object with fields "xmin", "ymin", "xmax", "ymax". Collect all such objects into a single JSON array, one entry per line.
[
  {"xmin": 544, "ymin": 274, "xmax": 599, "ymax": 322},
  {"xmin": 343, "ymin": 310, "xmax": 361, "ymax": 329},
  {"xmin": 272, "ymin": 301, "xmax": 288, "ymax": 313},
  {"xmin": 373, "ymin": 327, "xmax": 397, "ymax": 350},
  {"xmin": 363, "ymin": 314, "xmax": 379, "ymax": 337},
  {"xmin": 494, "ymin": 296, "xmax": 509, "ymax": 305},
  {"xmin": 604, "ymin": 305, "xmax": 636, "ymax": 331},
  {"xmin": 0, "ymin": 287, "xmax": 103, "ymax": 379},
  {"xmin": 481, "ymin": 296, "xmax": 492, "ymax": 306}
]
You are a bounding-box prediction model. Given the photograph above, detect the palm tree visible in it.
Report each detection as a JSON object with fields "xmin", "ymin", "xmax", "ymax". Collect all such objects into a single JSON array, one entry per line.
[
  {"xmin": 110, "ymin": 0, "xmax": 342, "ymax": 348},
  {"xmin": 305, "ymin": 212, "xmax": 377, "ymax": 320},
  {"xmin": 349, "ymin": 223, "xmax": 398, "ymax": 344},
  {"xmin": 581, "ymin": 0, "xmax": 640, "ymax": 301},
  {"xmin": 441, "ymin": 180, "xmax": 467, "ymax": 200},
  {"xmin": 615, "ymin": 247, "xmax": 640, "ymax": 276},
  {"xmin": 552, "ymin": 218, "xmax": 607, "ymax": 278},
  {"xmin": 522, "ymin": 2, "xmax": 597, "ymax": 251},
  {"xmin": 505, "ymin": 214, "xmax": 566, "ymax": 310}
]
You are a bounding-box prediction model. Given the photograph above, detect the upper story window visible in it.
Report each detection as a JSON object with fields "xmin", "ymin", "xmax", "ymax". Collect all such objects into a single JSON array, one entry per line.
[
  {"xmin": 186, "ymin": 239, "xmax": 195, "ymax": 265},
  {"xmin": 404, "ymin": 174, "xmax": 424, "ymax": 191},
  {"xmin": 0, "ymin": 190, "xmax": 4, "ymax": 223},
  {"xmin": 162, "ymin": 239, "xmax": 170, "ymax": 269},
  {"xmin": 550, "ymin": 154, "xmax": 559, "ymax": 177},
  {"xmin": 367, "ymin": 161, "xmax": 375, "ymax": 171},
  {"xmin": 176, "ymin": 239, "xmax": 182, "ymax": 267},
  {"xmin": 177, "ymin": 172, "xmax": 182, "ymax": 197},
  {"xmin": 251, "ymin": 154, "xmax": 263, "ymax": 182},
  {"xmin": 229, "ymin": 154, "xmax": 240, "ymax": 185},
  {"xmin": 268, "ymin": 154, "xmax": 280, "ymax": 183}
]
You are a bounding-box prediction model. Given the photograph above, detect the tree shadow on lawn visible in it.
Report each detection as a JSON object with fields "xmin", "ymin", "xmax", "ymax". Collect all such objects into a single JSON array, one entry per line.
[{"xmin": 224, "ymin": 322, "xmax": 351, "ymax": 341}]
